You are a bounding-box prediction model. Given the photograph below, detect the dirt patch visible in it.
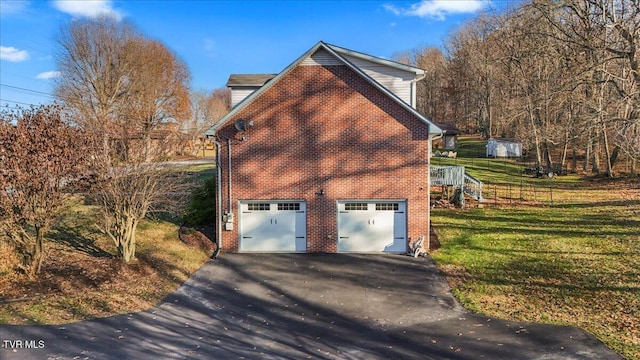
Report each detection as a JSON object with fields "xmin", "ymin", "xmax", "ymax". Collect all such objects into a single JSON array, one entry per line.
[
  {"xmin": 437, "ymin": 264, "xmax": 473, "ymax": 290},
  {"xmin": 428, "ymin": 222, "xmax": 441, "ymax": 252},
  {"xmin": 178, "ymin": 225, "xmax": 216, "ymax": 256}
]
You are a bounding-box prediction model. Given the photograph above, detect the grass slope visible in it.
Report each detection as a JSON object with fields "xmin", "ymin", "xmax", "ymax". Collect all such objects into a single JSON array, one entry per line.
[
  {"xmin": 0, "ymin": 163, "xmax": 214, "ymax": 325},
  {"xmin": 431, "ymin": 136, "xmax": 640, "ymax": 359}
]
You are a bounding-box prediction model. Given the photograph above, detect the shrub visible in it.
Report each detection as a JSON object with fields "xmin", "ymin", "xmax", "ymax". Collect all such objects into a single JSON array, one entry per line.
[{"xmin": 183, "ymin": 175, "xmax": 216, "ymax": 225}]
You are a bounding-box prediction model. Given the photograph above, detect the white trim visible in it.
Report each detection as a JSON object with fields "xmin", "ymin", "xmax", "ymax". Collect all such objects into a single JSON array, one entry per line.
[{"xmin": 327, "ymin": 43, "xmax": 425, "ymax": 75}]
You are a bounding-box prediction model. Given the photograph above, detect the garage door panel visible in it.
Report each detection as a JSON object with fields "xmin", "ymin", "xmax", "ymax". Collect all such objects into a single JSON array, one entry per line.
[
  {"xmin": 239, "ymin": 201, "xmax": 306, "ymax": 252},
  {"xmin": 337, "ymin": 201, "xmax": 407, "ymax": 253},
  {"xmin": 241, "ymin": 234, "xmax": 295, "ymax": 252}
]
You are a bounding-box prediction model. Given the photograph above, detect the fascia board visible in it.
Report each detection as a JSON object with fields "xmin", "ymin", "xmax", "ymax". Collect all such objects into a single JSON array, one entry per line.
[{"xmin": 326, "ymin": 43, "xmax": 425, "ymax": 75}]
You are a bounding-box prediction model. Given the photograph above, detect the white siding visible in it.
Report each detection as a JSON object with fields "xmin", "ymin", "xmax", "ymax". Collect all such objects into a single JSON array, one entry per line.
[
  {"xmin": 301, "ymin": 48, "xmax": 344, "ymax": 66},
  {"xmin": 231, "ymin": 87, "xmax": 259, "ymax": 107},
  {"xmin": 341, "ymin": 54, "xmax": 416, "ymax": 106}
]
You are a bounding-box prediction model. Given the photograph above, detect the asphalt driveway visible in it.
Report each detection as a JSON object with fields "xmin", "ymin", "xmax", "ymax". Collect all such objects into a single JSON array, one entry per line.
[{"xmin": 0, "ymin": 254, "xmax": 622, "ymax": 359}]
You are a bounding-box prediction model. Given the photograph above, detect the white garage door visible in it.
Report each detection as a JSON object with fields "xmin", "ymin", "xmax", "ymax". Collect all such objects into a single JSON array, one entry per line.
[
  {"xmin": 239, "ymin": 201, "xmax": 306, "ymax": 252},
  {"xmin": 337, "ymin": 201, "xmax": 407, "ymax": 253}
]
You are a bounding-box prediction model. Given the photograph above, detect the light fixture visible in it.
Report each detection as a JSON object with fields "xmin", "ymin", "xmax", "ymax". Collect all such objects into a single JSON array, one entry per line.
[{"xmin": 316, "ymin": 189, "xmax": 325, "ymax": 196}]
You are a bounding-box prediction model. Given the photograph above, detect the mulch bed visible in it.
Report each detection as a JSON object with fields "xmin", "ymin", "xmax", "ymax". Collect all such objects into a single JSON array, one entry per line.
[{"xmin": 178, "ymin": 225, "xmax": 217, "ymax": 256}]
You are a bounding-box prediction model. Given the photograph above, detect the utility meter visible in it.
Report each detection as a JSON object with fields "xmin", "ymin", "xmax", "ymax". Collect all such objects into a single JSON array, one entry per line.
[{"xmin": 223, "ymin": 212, "xmax": 234, "ymax": 231}]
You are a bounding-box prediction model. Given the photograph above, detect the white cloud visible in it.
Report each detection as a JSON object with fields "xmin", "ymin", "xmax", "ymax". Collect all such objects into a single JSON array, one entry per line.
[
  {"xmin": 383, "ymin": 4, "xmax": 402, "ymax": 16},
  {"xmin": 0, "ymin": 0, "xmax": 30, "ymax": 16},
  {"xmin": 0, "ymin": 46, "xmax": 30, "ymax": 62},
  {"xmin": 36, "ymin": 71, "xmax": 61, "ymax": 80},
  {"xmin": 384, "ymin": 0, "xmax": 488, "ymax": 21},
  {"xmin": 52, "ymin": 0, "xmax": 123, "ymax": 20}
]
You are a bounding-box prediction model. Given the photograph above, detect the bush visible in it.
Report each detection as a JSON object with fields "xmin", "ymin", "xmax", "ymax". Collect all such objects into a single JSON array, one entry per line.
[{"xmin": 183, "ymin": 175, "xmax": 216, "ymax": 225}]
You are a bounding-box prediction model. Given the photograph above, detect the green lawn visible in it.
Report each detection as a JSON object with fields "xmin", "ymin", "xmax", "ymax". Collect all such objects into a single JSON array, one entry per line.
[{"xmin": 431, "ymin": 136, "xmax": 640, "ymax": 359}]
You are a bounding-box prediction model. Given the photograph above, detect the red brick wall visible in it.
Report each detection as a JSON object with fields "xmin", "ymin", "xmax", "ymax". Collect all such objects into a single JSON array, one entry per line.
[{"xmin": 216, "ymin": 64, "xmax": 431, "ymax": 252}]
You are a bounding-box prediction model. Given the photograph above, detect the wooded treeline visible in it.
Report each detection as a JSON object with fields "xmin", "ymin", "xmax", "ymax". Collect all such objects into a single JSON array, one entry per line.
[{"xmin": 397, "ymin": 0, "xmax": 639, "ymax": 176}]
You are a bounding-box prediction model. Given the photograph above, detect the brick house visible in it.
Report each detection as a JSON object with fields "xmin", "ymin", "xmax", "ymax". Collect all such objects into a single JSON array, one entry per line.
[{"xmin": 205, "ymin": 41, "xmax": 442, "ymax": 253}]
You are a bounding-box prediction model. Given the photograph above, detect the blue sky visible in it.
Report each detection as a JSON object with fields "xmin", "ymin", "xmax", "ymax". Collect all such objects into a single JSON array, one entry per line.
[{"xmin": 0, "ymin": 0, "xmax": 511, "ymax": 108}]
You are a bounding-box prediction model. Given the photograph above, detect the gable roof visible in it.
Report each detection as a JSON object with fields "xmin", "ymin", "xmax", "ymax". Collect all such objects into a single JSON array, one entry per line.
[
  {"xmin": 434, "ymin": 122, "xmax": 459, "ymax": 135},
  {"xmin": 227, "ymin": 74, "xmax": 277, "ymax": 87},
  {"xmin": 327, "ymin": 43, "xmax": 425, "ymax": 76},
  {"xmin": 206, "ymin": 41, "xmax": 442, "ymax": 136}
]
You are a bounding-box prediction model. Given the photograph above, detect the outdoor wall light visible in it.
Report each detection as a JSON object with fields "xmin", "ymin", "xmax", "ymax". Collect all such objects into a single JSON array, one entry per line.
[{"xmin": 316, "ymin": 189, "xmax": 325, "ymax": 196}]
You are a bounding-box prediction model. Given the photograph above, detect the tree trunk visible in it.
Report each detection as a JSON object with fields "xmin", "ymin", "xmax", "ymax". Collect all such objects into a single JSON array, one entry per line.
[
  {"xmin": 571, "ymin": 135, "xmax": 577, "ymax": 172},
  {"xmin": 122, "ymin": 220, "xmax": 137, "ymax": 262},
  {"xmin": 609, "ymin": 146, "xmax": 621, "ymax": 169},
  {"xmin": 144, "ymin": 133, "xmax": 152, "ymax": 163},
  {"xmin": 584, "ymin": 126, "xmax": 591, "ymax": 172},
  {"xmin": 592, "ymin": 135, "xmax": 601, "ymax": 174},
  {"xmin": 29, "ymin": 226, "xmax": 45, "ymax": 278},
  {"xmin": 114, "ymin": 215, "xmax": 139, "ymax": 262},
  {"xmin": 602, "ymin": 122, "xmax": 614, "ymax": 178},
  {"xmin": 543, "ymin": 140, "xmax": 554, "ymax": 172},
  {"xmin": 528, "ymin": 99, "xmax": 543, "ymax": 166},
  {"xmin": 486, "ymin": 90, "xmax": 492, "ymax": 139}
]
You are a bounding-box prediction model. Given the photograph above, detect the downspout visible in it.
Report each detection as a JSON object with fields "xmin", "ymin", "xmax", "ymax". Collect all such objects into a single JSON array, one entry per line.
[
  {"xmin": 426, "ymin": 131, "xmax": 443, "ymax": 252},
  {"xmin": 212, "ymin": 137, "xmax": 222, "ymax": 258},
  {"xmin": 227, "ymin": 138, "xmax": 232, "ymax": 213},
  {"xmin": 411, "ymin": 72, "xmax": 427, "ymax": 109}
]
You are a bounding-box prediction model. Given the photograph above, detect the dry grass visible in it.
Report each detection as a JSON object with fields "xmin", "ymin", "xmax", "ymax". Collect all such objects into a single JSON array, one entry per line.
[{"xmin": 0, "ymin": 208, "xmax": 210, "ymax": 325}]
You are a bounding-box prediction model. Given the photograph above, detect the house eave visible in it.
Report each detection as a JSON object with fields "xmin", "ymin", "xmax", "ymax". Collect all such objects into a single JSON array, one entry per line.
[{"xmin": 326, "ymin": 43, "xmax": 425, "ymax": 76}]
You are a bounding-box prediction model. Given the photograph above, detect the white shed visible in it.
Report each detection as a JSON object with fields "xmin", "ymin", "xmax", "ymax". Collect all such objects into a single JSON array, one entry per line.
[{"xmin": 486, "ymin": 138, "xmax": 522, "ymax": 158}]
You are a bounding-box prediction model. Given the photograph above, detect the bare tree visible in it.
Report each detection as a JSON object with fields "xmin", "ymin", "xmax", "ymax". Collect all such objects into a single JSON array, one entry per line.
[
  {"xmin": 55, "ymin": 17, "xmax": 194, "ymax": 262},
  {"xmin": 492, "ymin": 6, "xmax": 578, "ymax": 172},
  {"xmin": 404, "ymin": 0, "xmax": 638, "ymax": 176},
  {"xmin": 181, "ymin": 88, "xmax": 230, "ymax": 156},
  {"xmin": 54, "ymin": 16, "xmax": 139, "ymax": 151},
  {"xmin": 90, "ymin": 144, "xmax": 188, "ymax": 262},
  {"xmin": 122, "ymin": 39, "xmax": 191, "ymax": 162},
  {"xmin": 0, "ymin": 105, "xmax": 94, "ymax": 278},
  {"xmin": 531, "ymin": 0, "xmax": 640, "ymax": 176},
  {"xmin": 446, "ymin": 14, "xmax": 503, "ymax": 138}
]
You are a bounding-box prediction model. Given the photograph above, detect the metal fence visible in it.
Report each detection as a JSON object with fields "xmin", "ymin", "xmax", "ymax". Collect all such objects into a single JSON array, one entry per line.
[{"xmin": 478, "ymin": 182, "xmax": 556, "ymax": 207}]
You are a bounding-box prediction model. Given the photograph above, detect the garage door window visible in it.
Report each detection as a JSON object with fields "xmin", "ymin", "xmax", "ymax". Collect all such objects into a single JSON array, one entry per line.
[
  {"xmin": 345, "ymin": 203, "xmax": 368, "ymax": 211},
  {"xmin": 375, "ymin": 203, "xmax": 399, "ymax": 211},
  {"xmin": 278, "ymin": 203, "xmax": 300, "ymax": 211},
  {"xmin": 248, "ymin": 203, "xmax": 270, "ymax": 211}
]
